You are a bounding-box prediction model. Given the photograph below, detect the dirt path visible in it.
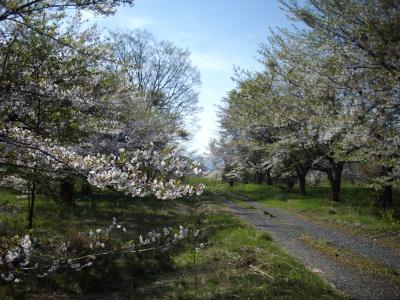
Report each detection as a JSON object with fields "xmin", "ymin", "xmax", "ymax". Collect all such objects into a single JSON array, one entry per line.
[{"xmin": 215, "ymin": 192, "xmax": 400, "ymax": 300}]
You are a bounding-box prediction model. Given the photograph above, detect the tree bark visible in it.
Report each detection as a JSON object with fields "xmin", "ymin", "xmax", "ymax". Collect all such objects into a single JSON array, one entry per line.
[
  {"xmin": 286, "ymin": 177, "xmax": 295, "ymax": 192},
  {"xmin": 60, "ymin": 178, "xmax": 74, "ymax": 206},
  {"xmin": 375, "ymin": 167, "xmax": 393, "ymax": 209},
  {"xmin": 254, "ymin": 172, "xmax": 264, "ymax": 184},
  {"xmin": 296, "ymin": 167, "xmax": 308, "ymax": 195},
  {"xmin": 81, "ymin": 181, "xmax": 92, "ymax": 198},
  {"xmin": 375, "ymin": 185, "xmax": 393, "ymax": 209},
  {"xmin": 28, "ymin": 180, "xmax": 36, "ymax": 229},
  {"xmin": 265, "ymin": 170, "xmax": 273, "ymax": 185},
  {"xmin": 298, "ymin": 175, "xmax": 306, "ymax": 195},
  {"xmin": 327, "ymin": 162, "xmax": 344, "ymax": 202}
]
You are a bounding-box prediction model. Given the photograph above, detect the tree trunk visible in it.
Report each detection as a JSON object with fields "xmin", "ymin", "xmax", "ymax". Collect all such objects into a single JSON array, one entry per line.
[
  {"xmin": 327, "ymin": 163, "xmax": 344, "ymax": 202},
  {"xmin": 375, "ymin": 185, "xmax": 393, "ymax": 209},
  {"xmin": 254, "ymin": 172, "xmax": 264, "ymax": 184},
  {"xmin": 298, "ymin": 175, "xmax": 306, "ymax": 195},
  {"xmin": 265, "ymin": 170, "xmax": 273, "ymax": 185},
  {"xmin": 296, "ymin": 168, "xmax": 308, "ymax": 195},
  {"xmin": 375, "ymin": 167, "xmax": 393, "ymax": 209},
  {"xmin": 81, "ymin": 181, "xmax": 92, "ymax": 198},
  {"xmin": 286, "ymin": 177, "xmax": 295, "ymax": 192},
  {"xmin": 60, "ymin": 178, "xmax": 74, "ymax": 206},
  {"xmin": 28, "ymin": 180, "xmax": 36, "ymax": 229}
]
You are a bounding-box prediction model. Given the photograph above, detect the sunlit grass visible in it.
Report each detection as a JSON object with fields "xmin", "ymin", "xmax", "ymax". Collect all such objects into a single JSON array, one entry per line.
[
  {"xmin": 167, "ymin": 216, "xmax": 343, "ymax": 299},
  {"xmin": 203, "ymin": 179, "xmax": 400, "ymax": 249}
]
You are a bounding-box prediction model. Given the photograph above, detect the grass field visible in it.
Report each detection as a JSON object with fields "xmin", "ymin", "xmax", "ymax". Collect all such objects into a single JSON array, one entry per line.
[
  {"xmin": 201, "ymin": 179, "xmax": 400, "ymax": 250},
  {"xmin": 0, "ymin": 186, "xmax": 343, "ymax": 299}
]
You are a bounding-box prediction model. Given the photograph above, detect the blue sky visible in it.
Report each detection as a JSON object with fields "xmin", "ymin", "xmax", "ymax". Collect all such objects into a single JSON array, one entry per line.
[{"xmin": 84, "ymin": 0, "xmax": 294, "ymax": 154}]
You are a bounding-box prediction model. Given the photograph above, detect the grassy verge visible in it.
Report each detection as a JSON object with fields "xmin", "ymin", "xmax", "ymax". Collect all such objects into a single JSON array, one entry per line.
[
  {"xmin": 0, "ymin": 188, "xmax": 343, "ymax": 299},
  {"xmin": 197, "ymin": 179, "xmax": 400, "ymax": 250}
]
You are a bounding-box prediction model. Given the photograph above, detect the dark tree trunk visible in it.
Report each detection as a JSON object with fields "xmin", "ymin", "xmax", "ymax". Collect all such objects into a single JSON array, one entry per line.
[
  {"xmin": 327, "ymin": 162, "xmax": 344, "ymax": 202},
  {"xmin": 229, "ymin": 179, "xmax": 234, "ymax": 187},
  {"xmin": 298, "ymin": 175, "xmax": 306, "ymax": 195},
  {"xmin": 28, "ymin": 180, "xmax": 36, "ymax": 229},
  {"xmin": 81, "ymin": 181, "xmax": 92, "ymax": 198},
  {"xmin": 60, "ymin": 178, "xmax": 74, "ymax": 206},
  {"xmin": 375, "ymin": 185, "xmax": 393, "ymax": 209},
  {"xmin": 286, "ymin": 177, "xmax": 295, "ymax": 192},
  {"xmin": 375, "ymin": 167, "xmax": 393, "ymax": 209},
  {"xmin": 265, "ymin": 170, "xmax": 273, "ymax": 185},
  {"xmin": 81, "ymin": 180, "xmax": 95, "ymax": 209},
  {"xmin": 296, "ymin": 167, "xmax": 308, "ymax": 195},
  {"xmin": 254, "ymin": 172, "xmax": 264, "ymax": 184}
]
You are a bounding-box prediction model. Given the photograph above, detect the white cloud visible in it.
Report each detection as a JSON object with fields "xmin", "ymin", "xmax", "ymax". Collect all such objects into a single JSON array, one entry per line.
[
  {"xmin": 123, "ymin": 16, "xmax": 153, "ymax": 29},
  {"xmin": 191, "ymin": 52, "xmax": 231, "ymax": 72},
  {"xmin": 94, "ymin": 14, "xmax": 153, "ymax": 31}
]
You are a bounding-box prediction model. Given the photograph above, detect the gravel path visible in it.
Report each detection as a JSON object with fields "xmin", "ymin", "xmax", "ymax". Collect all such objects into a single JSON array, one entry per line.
[
  {"xmin": 215, "ymin": 192, "xmax": 400, "ymax": 300},
  {"xmin": 231, "ymin": 193, "xmax": 400, "ymax": 271}
]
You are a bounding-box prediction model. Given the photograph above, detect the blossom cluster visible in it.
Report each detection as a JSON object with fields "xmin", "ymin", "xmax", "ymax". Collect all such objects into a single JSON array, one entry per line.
[
  {"xmin": 0, "ymin": 176, "xmax": 28, "ymax": 193},
  {"xmin": 0, "ymin": 127, "xmax": 204, "ymax": 199},
  {"xmin": 0, "ymin": 234, "xmax": 33, "ymax": 283}
]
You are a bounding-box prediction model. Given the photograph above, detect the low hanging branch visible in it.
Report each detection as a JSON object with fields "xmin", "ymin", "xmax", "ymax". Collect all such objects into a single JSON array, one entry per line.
[
  {"xmin": 0, "ymin": 217, "xmax": 206, "ymax": 283},
  {"xmin": 0, "ymin": 127, "xmax": 205, "ymax": 199}
]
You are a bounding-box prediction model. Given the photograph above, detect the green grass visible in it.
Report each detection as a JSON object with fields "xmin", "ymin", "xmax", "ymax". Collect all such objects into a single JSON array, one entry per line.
[
  {"xmin": 168, "ymin": 224, "xmax": 342, "ymax": 299},
  {"xmin": 0, "ymin": 187, "xmax": 343, "ymax": 299},
  {"xmin": 201, "ymin": 179, "xmax": 400, "ymax": 250}
]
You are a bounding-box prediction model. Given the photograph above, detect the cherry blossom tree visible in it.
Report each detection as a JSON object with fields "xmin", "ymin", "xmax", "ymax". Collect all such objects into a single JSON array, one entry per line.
[
  {"xmin": 0, "ymin": 2, "xmax": 204, "ymax": 228},
  {"xmin": 281, "ymin": 0, "xmax": 400, "ymax": 207},
  {"xmin": 216, "ymin": 1, "xmax": 399, "ymax": 205}
]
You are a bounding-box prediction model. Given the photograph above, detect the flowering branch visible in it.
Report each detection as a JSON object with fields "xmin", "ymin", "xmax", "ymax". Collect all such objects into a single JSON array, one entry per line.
[
  {"xmin": 0, "ymin": 217, "xmax": 200, "ymax": 283},
  {"xmin": 0, "ymin": 127, "xmax": 205, "ymax": 199}
]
